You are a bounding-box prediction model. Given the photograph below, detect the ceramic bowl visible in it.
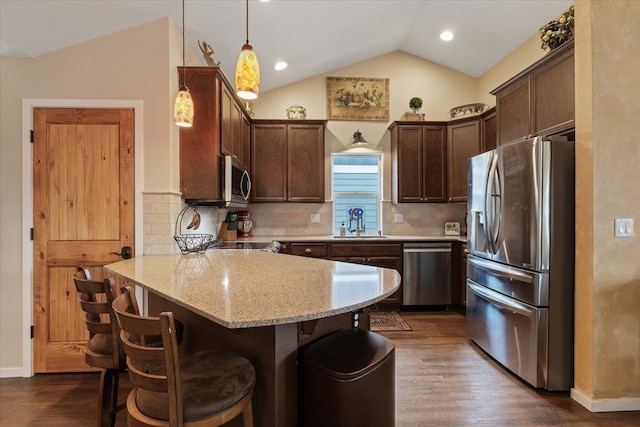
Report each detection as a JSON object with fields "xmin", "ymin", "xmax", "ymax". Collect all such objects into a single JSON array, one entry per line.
[{"xmin": 448, "ymin": 103, "xmax": 488, "ymax": 119}]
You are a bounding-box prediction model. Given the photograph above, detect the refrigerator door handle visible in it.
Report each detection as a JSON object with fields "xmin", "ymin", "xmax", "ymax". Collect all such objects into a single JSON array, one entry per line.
[
  {"xmin": 484, "ymin": 154, "xmax": 498, "ymax": 254},
  {"xmin": 468, "ymin": 281, "xmax": 534, "ymax": 317},
  {"xmin": 468, "ymin": 256, "xmax": 534, "ymax": 283}
]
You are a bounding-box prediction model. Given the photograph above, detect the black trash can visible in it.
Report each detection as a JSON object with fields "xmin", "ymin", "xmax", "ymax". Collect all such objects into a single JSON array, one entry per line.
[{"xmin": 301, "ymin": 328, "xmax": 395, "ymax": 427}]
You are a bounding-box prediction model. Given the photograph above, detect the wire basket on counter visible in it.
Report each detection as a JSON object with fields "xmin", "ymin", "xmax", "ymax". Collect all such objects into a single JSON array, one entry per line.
[{"xmin": 174, "ymin": 206, "xmax": 221, "ymax": 254}]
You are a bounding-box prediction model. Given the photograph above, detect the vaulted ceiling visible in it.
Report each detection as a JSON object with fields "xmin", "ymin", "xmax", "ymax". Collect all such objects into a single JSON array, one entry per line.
[{"xmin": 0, "ymin": 0, "xmax": 573, "ymax": 92}]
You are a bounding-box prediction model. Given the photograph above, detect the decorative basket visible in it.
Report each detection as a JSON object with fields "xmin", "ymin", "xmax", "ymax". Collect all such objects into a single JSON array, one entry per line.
[{"xmin": 174, "ymin": 206, "xmax": 220, "ymax": 254}]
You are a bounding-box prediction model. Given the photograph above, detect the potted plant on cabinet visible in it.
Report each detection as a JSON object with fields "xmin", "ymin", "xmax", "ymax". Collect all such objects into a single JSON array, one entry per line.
[{"xmin": 404, "ymin": 97, "xmax": 424, "ymax": 121}]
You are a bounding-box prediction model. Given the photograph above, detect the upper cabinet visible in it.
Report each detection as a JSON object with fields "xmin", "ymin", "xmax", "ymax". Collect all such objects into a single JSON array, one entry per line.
[
  {"xmin": 390, "ymin": 122, "xmax": 447, "ymax": 203},
  {"xmin": 251, "ymin": 120, "xmax": 326, "ymax": 203},
  {"xmin": 179, "ymin": 67, "xmax": 250, "ymax": 201},
  {"xmin": 492, "ymin": 39, "xmax": 574, "ymax": 146},
  {"xmin": 447, "ymin": 117, "xmax": 482, "ymax": 203}
]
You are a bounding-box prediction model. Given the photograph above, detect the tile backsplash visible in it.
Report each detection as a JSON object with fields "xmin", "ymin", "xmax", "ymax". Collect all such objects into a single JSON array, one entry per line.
[
  {"xmin": 246, "ymin": 201, "xmax": 466, "ymax": 236},
  {"xmin": 142, "ymin": 194, "xmax": 467, "ymax": 255}
]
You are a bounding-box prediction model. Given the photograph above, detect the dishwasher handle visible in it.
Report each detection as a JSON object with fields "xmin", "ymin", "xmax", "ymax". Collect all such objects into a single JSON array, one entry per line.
[{"xmin": 403, "ymin": 248, "xmax": 451, "ymax": 253}]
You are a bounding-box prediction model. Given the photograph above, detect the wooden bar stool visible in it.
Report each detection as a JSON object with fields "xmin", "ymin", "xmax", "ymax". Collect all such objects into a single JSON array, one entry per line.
[
  {"xmin": 73, "ymin": 268, "xmax": 126, "ymax": 427},
  {"xmin": 112, "ymin": 287, "xmax": 256, "ymax": 427}
]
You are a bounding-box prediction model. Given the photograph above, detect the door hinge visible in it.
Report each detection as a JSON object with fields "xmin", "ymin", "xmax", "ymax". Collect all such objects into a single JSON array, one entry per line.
[
  {"xmin": 30, "ymin": 325, "xmax": 34, "ymax": 339},
  {"xmin": 30, "ymin": 228, "xmax": 34, "ymax": 240},
  {"xmin": 30, "ymin": 130, "xmax": 34, "ymax": 143}
]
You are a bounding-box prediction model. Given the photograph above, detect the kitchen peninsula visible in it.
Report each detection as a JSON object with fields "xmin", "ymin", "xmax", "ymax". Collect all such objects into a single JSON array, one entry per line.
[{"xmin": 105, "ymin": 249, "xmax": 401, "ymax": 427}]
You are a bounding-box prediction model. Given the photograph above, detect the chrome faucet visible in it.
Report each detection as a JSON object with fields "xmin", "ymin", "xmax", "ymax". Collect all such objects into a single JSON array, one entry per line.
[{"xmin": 348, "ymin": 207, "xmax": 364, "ymax": 237}]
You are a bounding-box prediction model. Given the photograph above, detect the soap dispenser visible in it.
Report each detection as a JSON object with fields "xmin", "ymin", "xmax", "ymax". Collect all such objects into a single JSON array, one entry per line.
[{"xmin": 340, "ymin": 222, "xmax": 346, "ymax": 237}]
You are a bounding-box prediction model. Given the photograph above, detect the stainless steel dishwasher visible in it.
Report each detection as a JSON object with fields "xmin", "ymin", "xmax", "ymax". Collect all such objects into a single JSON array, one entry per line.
[{"xmin": 402, "ymin": 242, "xmax": 452, "ymax": 305}]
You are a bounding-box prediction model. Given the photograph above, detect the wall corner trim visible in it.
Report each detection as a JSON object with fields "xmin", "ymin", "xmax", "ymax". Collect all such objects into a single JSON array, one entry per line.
[{"xmin": 571, "ymin": 388, "xmax": 640, "ymax": 412}]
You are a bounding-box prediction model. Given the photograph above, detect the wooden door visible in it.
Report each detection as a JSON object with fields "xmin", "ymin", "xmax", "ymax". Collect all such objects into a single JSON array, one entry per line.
[
  {"xmin": 287, "ymin": 123, "xmax": 324, "ymax": 202},
  {"xmin": 422, "ymin": 125, "xmax": 447, "ymax": 202},
  {"xmin": 394, "ymin": 125, "xmax": 423, "ymax": 202},
  {"xmin": 251, "ymin": 123, "xmax": 287, "ymax": 201},
  {"xmin": 447, "ymin": 119, "xmax": 481, "ymax": 203},
  {"xmin": 495, "ymin": 77, "xmax": 531, "ymax": 145},
  {"xmin": 33, "ymin": 107, "xmax": 135, "ymax": 372}
]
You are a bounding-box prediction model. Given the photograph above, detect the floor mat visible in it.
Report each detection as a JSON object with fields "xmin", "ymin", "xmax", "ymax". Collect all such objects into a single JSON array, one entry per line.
[{"xmin": 370, "ymin": 311, "xmax": 412, "ymax": 331}]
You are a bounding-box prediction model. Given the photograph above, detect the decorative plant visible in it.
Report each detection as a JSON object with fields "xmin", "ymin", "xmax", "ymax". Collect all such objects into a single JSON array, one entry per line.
[
  {"xmin": 539, "ymin": 5, "xmax": 574, "ymax": 52},
  {"xmin": 409, "ymin": 97, "xmax": 423, "ymax": 113}
]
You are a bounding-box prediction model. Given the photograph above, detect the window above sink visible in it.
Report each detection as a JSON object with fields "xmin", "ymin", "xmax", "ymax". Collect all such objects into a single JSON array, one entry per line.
[{"xmin": 332, "ymin": 153, "xmax": 382, "ymax": 237}]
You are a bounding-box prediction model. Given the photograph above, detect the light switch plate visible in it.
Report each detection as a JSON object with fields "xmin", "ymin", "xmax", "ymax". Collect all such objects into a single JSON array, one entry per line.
[
  {"xmin": 310, "ymin": 214, "xmax": 320, "ymax": 223},
  {"xmin": 394, "ymin": 214, "xmax": 404, "ymax": 223},
  {"xmin": 614, "ymin": 218, "xmax": 634, "ymax": 237}
]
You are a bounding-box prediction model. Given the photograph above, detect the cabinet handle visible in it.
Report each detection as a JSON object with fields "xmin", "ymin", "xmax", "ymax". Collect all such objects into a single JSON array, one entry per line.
[{"xmin": 305, "ymin": 248, "xmax": 312, "ymax": 254}]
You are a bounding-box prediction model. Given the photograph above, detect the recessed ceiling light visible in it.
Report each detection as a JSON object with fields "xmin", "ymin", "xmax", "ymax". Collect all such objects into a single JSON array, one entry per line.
[
  {"xmin": 274, "ymin": 61, "xmax": 288, "ymax": 71},
  {"xmin": 440, "ymin": 31, "xmax": 454, "ymax": 41}
]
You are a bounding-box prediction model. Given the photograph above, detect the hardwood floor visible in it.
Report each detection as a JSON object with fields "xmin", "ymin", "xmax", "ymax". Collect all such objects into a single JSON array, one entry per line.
[{"xmin": 1, "ymin": 311, "xmax": 638, "ymax": 426}]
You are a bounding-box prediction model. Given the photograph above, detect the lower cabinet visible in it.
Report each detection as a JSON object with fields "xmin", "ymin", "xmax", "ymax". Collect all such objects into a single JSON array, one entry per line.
[
  {"xmin": 330, "ymin": 243, "xmax": 403, "ymax": 308},
  {"xmin": 451, "ymin": 242, "xmax": 468, "ymax": 307}
]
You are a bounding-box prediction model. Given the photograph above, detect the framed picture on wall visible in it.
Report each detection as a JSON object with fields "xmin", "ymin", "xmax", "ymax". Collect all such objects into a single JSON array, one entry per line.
[{"xmin": 326, "ymin": 76, "xmax": 389, "ymax": 121}]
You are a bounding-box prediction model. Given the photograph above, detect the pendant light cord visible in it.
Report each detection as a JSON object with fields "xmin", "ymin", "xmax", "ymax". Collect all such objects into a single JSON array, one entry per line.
[
  {"xmin": 245, "ymin": 0, "xmax": 249, "ymax": 45},
  {"xmin": 181, "ymin": 0, "xmax": 186, "ymax": 88}
]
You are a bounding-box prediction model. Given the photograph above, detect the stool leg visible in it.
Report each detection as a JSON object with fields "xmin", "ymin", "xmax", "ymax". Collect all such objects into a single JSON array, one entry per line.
[
  {"xmin": 242, "ymin": 400, "xmax": 254, "ymax": 427},
  {"xmin": 97, "ymin": 369, "xmax": 119, "ymax": 427}
]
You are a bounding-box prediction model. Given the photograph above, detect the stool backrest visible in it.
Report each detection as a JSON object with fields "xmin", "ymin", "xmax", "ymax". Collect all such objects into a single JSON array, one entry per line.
[
  {"xmin": 73, "ymin": 268, "xmax": 122, "ymax": 370},
  {"xmin": 112, "ymin": 288, "xmax": 183, "ymax": 426}
]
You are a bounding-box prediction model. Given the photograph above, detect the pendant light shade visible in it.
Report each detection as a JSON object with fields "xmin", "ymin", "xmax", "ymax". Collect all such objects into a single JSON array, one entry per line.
[
  {"xmin": 174, "ymin": 87, "xmax": 194, "ymax": 127},
  {"xmin": 235, "ymin": 0, "xmax": 260, "ymax": 100},
  {"xmin": 174, "ymin": 0, "xmax": 194, "ymax": 127}
]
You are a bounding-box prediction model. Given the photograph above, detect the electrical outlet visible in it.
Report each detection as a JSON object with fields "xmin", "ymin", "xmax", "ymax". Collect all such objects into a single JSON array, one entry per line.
[
  {"xmin": 310, "ymin": 214, "xmax": 320, "ymax": 223},
  {"xmin": 394, "ymin": 214, "xmax": 404, "ymax": 223},
  {"xmin": 614, "ymin": 218, "xmax": 634, "ymax": 237}
]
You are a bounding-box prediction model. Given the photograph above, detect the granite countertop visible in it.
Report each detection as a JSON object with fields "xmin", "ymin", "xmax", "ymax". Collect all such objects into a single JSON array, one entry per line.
[
  {"xmin": 105, "ymin": 250, "xmax": 401, "ymax": 329},
  {"xmin": 229, "ymin": 234, "xmax": 467, "ymax": 244}
]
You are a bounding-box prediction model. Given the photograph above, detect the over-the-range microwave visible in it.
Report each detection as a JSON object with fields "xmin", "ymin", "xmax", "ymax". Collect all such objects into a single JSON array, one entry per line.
[
  {"xmin": 222, "ymin": 155, "xmax": 251, "ymax": 208},
  {"xmin": 184, "ymin": 155, "xmax": 251, "ymax": 208}
]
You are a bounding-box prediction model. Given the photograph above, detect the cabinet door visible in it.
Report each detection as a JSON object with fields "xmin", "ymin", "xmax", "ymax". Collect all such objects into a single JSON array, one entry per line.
[
  {"xmin": 495, "ymin": 77, "xmax": 530, "ymax": 145},
  {"xmin": 395, "ymin": 125, "xmax": 423, "ymax": 202},
  {"xmin": 423, "ymin": 125, "xmax": 447, "ymax": 202},
  {"xmin": 231, "ymin": 101, "xmax": 243, "ymax": 160},
  {"xmin": 482, "ymin": 110, "xmax": 497, "ymax": 152},
  {"xmin": 220, "ymin": 84, "xmax": 233, "ymax": 156},
  {"xmin": 531, "ymin": 46, "xmax": 574, "ymax": 136},
  {"xmin": 447, "ymin": 119, "xmax": 481, "ymax": 203},
  {"xmin": 288, "ymin": 123, "xmax": 325, "ymax": 202},
  {"xmin": 240, "ymin": 114, "xmax": 251, "ymax": 172},
  {"xmin": 251, "ymin": 124, "xmax": 287, "ymax": 201},
  {"xmin": 179, "ymin": 69, "xmax": 222, "ymax": 200}
]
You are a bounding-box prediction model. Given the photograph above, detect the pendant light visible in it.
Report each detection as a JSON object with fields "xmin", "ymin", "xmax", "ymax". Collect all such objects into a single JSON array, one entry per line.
[
  {"xmin": 342, "ymin": 130, "xmax": 381, "ymax": 153},
  {"xmin": 235, "ymin": 0, "xmax": 260, "ymax": 100},
  {"xmin": 174, "ymin": 0, "xmax": 194, "ymax": 127}
]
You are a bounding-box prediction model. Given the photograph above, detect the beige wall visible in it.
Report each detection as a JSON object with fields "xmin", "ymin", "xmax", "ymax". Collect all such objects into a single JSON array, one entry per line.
[
  {"xmin": 251, "ymin": 51, "xmax": 478, "ymax": 233},
  {"xmin": 0, "ymin": 18, "xmax": 199, "ymax": 371},
  {"xmin": 476, "ymin": 33, "xmax": 546, "ymax": 106},
  {"xmin": 573, "ymin": 0, "xmax": 640, "ymax": 406}
]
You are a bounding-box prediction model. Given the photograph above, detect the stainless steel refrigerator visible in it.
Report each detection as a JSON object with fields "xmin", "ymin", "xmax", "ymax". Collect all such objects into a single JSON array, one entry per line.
[{"xmin": 466, "ymin": 136, "xmax": 575, "ymax": 391}]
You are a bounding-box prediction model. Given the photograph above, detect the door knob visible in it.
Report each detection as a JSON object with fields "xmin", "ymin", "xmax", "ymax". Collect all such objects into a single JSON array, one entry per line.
[{"xmin": 110, "ymin": 246, "xmax": 132, "ymax": 259}]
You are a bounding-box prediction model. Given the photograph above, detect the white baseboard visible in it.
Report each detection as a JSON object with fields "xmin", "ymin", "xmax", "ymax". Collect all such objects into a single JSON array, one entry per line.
[
  {"xmin": 0, "ymin": 367, "xmax": 24, "ymax": 378},
  {"xmin": 571, "ymin": 388, "xmax": 640, "ymax": 412}
]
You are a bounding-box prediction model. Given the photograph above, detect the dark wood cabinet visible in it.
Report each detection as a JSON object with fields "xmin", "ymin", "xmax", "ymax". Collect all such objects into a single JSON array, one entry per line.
[
  {"xmin": 451, "ymin": 242, "xmax": 468, "ymax": 307},
  {"xmin": 179, "ymin": 67, "xmax": 250, "ymax": 201},
  {"xmin": 482, "ymin": 107, "xmax": 497, "ymax": 152},
  {"xmin": 288, "ymin": 243, "xmax": 327, "ymax": 258},
  {"xmin": 251, "ymin": 120, "xmax": 326, "ymax": 202},
  {"xmin": 492, "ymin": 39, "xmax": 574, "ymax": 146},
  {"xmin": 390, "ymin": 122, "xmax": 447, "ymax": 203},
  {"xmin": 330, "ymin": 242, "xmax": 403, "ymax": 307},
  {"xmin": 447, "ymin": 118, "xmax": 481, "ymax": 203}
]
